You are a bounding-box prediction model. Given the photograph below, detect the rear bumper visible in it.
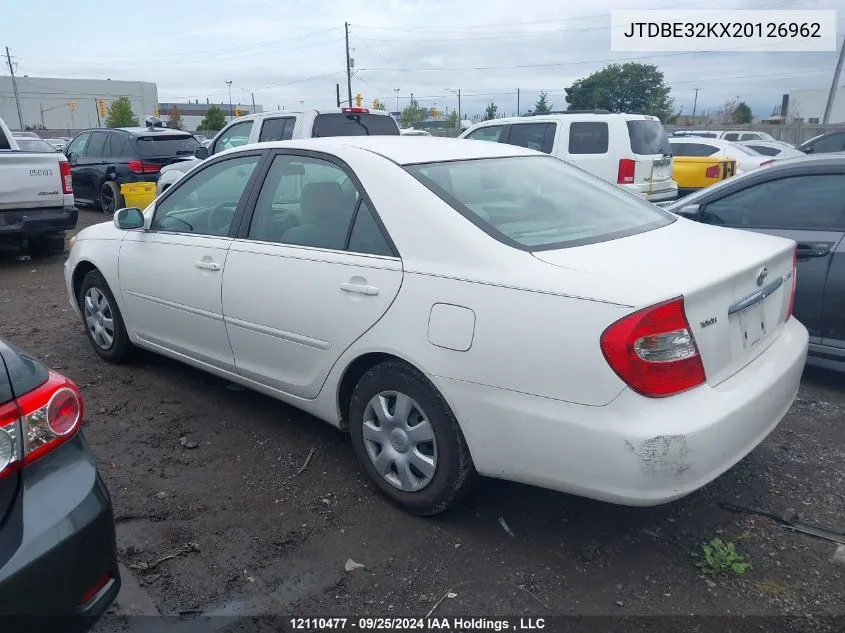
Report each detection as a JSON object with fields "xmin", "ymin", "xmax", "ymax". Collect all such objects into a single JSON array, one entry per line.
[
  {"xmin": 0, "ymin": 206, "xmax": 78, "ymax": 236},
  {"xmin": 622, "ymin": 182, "xmax": 678, "ymax": 202},
  {"xmin": 0, "ymin": 433, "xmax": 120, "ymax": 625}
]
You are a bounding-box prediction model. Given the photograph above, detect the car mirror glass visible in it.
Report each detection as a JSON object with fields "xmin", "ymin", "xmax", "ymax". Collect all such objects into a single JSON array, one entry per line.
[
  {"xmin": 195, "ymin": 146, "xmax": 209, "ymax": 160},
  {"xmin": 114, "ymin": 207, "xmax": 145, "ymax": 230},
  {"xmin": 68, "ymin": 152, "xmax": 79, "ymax": 165}
]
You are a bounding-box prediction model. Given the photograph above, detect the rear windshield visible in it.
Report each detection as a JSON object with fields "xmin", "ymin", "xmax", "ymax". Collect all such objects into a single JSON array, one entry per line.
[
  {"xmin": 312, "ymin": 113, "xmax": 399, "ymax": 137},
  {"xmin": 406, "ymin": 156, "xmax": 673, "ymax": 251},
  {"xmin": 627, "ymin": 120, "xmax": 671, "ymax": 155},
  {"xmin": 136, "ymin": 135, "xmax": 200, "ymax": 158}
]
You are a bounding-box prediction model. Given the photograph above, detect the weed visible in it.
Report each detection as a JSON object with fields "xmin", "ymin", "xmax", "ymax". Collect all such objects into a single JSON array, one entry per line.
[{"xmin": 694, "ymin": 538, "xmax": 751, "ymax": 578}]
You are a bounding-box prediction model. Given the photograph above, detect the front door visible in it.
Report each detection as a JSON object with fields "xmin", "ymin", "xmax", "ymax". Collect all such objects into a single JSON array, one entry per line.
[
  {"xmin": 699, "ymin": 172, "xmax": 845, "ymax": 341},
  {"xmin": 222, "ymin": 152, "xmax": 403, "ymax": 398},
  {"xmin": 65, "ymin": 132, "xmax": 93, "ymax": 203},
  {"xmin": 77, "ymin": 131, "xmax": 108, "ymax": 207},
  {"xmin": 118, "ymin": 153, "xmax": 263, "ymax": 372}
]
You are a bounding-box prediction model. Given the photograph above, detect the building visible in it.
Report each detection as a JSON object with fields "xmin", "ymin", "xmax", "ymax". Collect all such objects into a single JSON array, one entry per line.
[
  {"xmin": 158, "ymin": 101, "xmax": 264, "ymax": 132},
  {"xmin": 786, "ymin": 87, "xmax": 845, "ymax": 124},
  {"xmin": 0, "ymin": 75, "xmax": 158, "ymax": 131}
]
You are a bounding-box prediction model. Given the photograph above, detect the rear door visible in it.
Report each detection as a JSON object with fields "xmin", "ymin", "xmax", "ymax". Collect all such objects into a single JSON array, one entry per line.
[
  {"xmin": 564, "ymin": 120, "xmax": 612, "ymax": 181},
  {"xmin": 697, "ymin": 171, "xmax": 845, "ymax": 341},
  {"xmin": 626, "ymin": 119, "xmax": 673, "ymax": 190},
  {"xmin": 65, "ymin": 132, "xmax": 92, "ymax": 201}
]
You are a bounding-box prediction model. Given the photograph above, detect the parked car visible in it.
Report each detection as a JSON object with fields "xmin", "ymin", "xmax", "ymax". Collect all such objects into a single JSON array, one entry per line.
[
  {"xmin": 66, "ymin": 136, "xmax": 807, "ymax": 515},
  {"xmin": 400, "ymin": 129, "xmax": 432, "ymax": 136},
  {"xmin": 156, "ymin": 107, "xmax": 401, "ymax": 195},
  {"xmin": 737, "ymin": 140, "xmax": 806, "ymax": 159},
  {"xmin": 65, "ymin": 124, "xmax": 199, "ymax": 214},
  {"xmin": 0, "ymin": 115, "xmax": 77, "ymax": 255},
  {"xmin": 11, "ymin": 131, "xmax": 41, "ymax": 139},
  {"xmin": 669, "ymin": 137, "xmax": 774, "ymax": 174},
  {"xmin": 13, "ymin": 137, "xmax": 59, "ymax": 153},
  {"xmin": 0, "ymin": 336, "xmax": 120, "ymax": 621},
  {"xmin": 671, "ymin": 155, "xmax": 737, "ymax": 197},
  {"xmin": 667, "ymin": 154, "xmax": 844, "ymax": 372},
  {"xmin": 673, "ymin": 130, "xmax": 781, "ymax": 143},
  {"xmin": 796, "ymin": 130, "xmax": 845, "ymax": 154},
  {"xmin": 459, "ymin": 111, "xmax": 678, "ymax": 202}
]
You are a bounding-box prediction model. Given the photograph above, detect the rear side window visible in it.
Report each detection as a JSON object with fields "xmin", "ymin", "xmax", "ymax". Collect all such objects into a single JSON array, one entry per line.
[
  {"xmin": 104, "ymin": 134, "xmax": 131, "ymax": 159},
  {"xmin": 259, "ymin": 118, "xmax": 295, "ymax": 142},
  {"xmin": 137, "ymin": 135, "xmax": 200, "ymax": 158},
  {"xmin": 568, "ymin": 122, "xmax": 608, "ymax": 154},
  {"xmin": 506, "ymin": 123, "xmax": 555, "ymax": 154},
  {"xmin": 312, "ymin": 114, "xmax": 399, "ymax": 137},
  {"xmin": 626, "ymin": 120, "xmax": 671, "ymax": 155},
  {"xmin": 406, "ymin": 156, "xmax": 673, "ymax": 251}
]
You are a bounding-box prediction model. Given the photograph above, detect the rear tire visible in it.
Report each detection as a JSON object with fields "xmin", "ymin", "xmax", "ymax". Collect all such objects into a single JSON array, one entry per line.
[
  {"xmin": 78, "ymin": 270, "xmax": 133, "ymax": 363},
  {"xmin": 100, "ymin": 181, "xmax": 124, "ymax": 215},
  {"xmin": 348, "ymin": 360, "xmax": 479, "ymax": 516}
]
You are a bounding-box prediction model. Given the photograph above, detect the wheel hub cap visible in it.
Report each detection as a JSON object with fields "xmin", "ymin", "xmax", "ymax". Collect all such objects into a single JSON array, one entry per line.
[
  {"xmin": 389, "ymin": 428, "xmax": 409, "ymax": 453},
  {"xmin": 83, "ymin": 287, "xmax": 115, "ymax": 350}
]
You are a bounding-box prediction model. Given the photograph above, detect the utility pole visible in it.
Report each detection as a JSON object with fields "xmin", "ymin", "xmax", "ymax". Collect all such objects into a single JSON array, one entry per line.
[
  {"xmin": 823, "ymin": 37, "xmax": 845, "ymax": 125},
  {"xmin": 517, "ymin": 88, "xmax": 520, "ymax": 116},
  {"xmin": 345, "ymin": 22, "xmax": 353, "ymax": 107},
  {"xmin": 446, "ymin": 88, "xmax": 461, "ymax": 129},
  {"xmin": 692, "ymin": 88, "xmax": 699, "ymax": 121},
  {"xmin": 225, "ymin": 80, "xmax": 233, "ymax": 120},
  {"xmin": 336, "ymin": 83, "xmax": 341, "ymax": 107},
  {"xmin": 5, "ymin": 46, "xmax": 25, "ymax": 130},
  {"xmin": 40, "ymin": 103, "xmax": 45, "ymax": 128},
  {"xmin": 94, "ymin": 98, "xmax": 101, "ymax": 127},
  {"xmin": 394, "ymin": 88, "xmax": 400, "ymax": 112},
  {"xmin": 250, "ymin": 92, "xmax": 256, "ymax": 112}
]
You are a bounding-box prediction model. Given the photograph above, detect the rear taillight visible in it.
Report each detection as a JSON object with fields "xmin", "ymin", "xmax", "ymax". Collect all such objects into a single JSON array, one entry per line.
[
  {"xmin": 60, "ymin": 160, "xmax": 73, "ymax": 194},
  {"xmin": 128, "ymin": 160, "xmax": 160, "ymax": 174},
  {"xmin": 705, "ymin": 165, "xmax": 720, "ymax": 178},
  {"xmin": 785, "ymin": 246, "xmax": 797, "ymax": 320},
  {"xmin": 600, "ymin": 297, "xmax": 706, "ymax": 398},
  {"xmin": 342, "ymin": 107, "xmax": 370, "ymax": 114},
  {"xmin": 0, "ymin": 371, "xmax": 83, "ymax": 479},
  {"xmin": 617, "ymin": 159, "xmax": 635, "ymax": 184}
]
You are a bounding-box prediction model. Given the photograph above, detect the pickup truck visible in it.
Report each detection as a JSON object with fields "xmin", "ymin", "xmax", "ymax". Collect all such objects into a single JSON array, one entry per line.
[
  {"xmin": 156, "ymin": 107, "xmax": 400, "ymax": 194},
  {"xmin": 0, "ymin": 116, "xmax": 76, "ymax": 255},
  {"xmin": 672, "ymin": 155, "xmax": 737, "ymax": 197}
]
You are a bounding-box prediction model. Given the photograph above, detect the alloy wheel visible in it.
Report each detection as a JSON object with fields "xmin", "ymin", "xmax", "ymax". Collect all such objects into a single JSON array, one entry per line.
[{"xmin": 84, "ymin": 287, "xmax": 115, "ymax": 350}]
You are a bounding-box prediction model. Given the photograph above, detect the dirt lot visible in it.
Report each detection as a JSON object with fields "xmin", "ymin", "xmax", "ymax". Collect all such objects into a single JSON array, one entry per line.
[{"xmin": 1, "ymin": 209, "xmax": 844, "ymax": 630}]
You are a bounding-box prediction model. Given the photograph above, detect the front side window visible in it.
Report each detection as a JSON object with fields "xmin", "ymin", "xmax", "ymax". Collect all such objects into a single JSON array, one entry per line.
[
  {"xmin": 66, "ymin": 133, "xmax": 90, "ymax": 158},
  {"xmin": 407, "ymin": 156, "xmax": 673, "ymax": 250},
  {"xmin": 701, "ymin": 175, "xmax": 845, "ymax": 230},
  {"xmin": 213, "ymin": 121, "xmax": 254, "ymax": 154},
  {"xmin": 248, "ymin": 155, "xmax": 361, "ymax": 251},
  {"xmin": 506, "ymin": 123, "xmax": 555, "ymax": 154},
  {"xmin": 568, "ymin": 122, "xmax": 608, "ymax": 154},
  {"xmin": 151, "ymin": 155, "xmax": 260, "ymax": 236},
  {"xmin": 465, "ymin": 125, "xmax": 504, "ymax": 143},
  {"xmin": 85, "ymin": 132, "xmax": 107, "ymax": 158},
  {"xmin": 811, "ymin": 133, "xmax": 845, "ymax": 153}
]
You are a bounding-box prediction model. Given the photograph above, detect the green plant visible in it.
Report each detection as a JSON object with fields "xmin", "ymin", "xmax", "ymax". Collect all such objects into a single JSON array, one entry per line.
[
  {"xmin": 695, "ymin": 538, "xmax": 750, "ymax": 578},
  {"xmin": 105, "ymin": 96, "xmax": 139, "ymax": 128}
]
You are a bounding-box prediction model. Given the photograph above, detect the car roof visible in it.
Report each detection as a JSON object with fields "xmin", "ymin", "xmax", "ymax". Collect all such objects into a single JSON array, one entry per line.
[
  {"xmin": 468, "ymin": 113, "xmax": 661, "ymax": 127},
  {"xmin": 116, "ymin": 127, "xmax": 195, "ymax": 136},
  {"xmin": 229, "ymin": 108, "xmax": 396, "ymax": 124},
  {"xmin": 244, "ymin": 136, "xmax": 538, "ymax": 165}
]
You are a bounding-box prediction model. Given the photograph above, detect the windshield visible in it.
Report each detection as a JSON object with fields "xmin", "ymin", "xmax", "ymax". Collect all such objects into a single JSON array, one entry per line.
[
  {"xmin": 137, "ymin": 135, "xmax": 200, "ymax": 158},
  {"xmin": 406, "ymin": 156, "xmax": 674, "ymax": 250},
  {"xmin": 626, "ymin": 120, "xmax": 671, "ymax": 155},
  {"xmin": 312, "ymin": 113, "xmax": 400, "ymax": 137},
  {"xmin": 15, "ymin": 138, "xmax": 57, "ymax": 153}
]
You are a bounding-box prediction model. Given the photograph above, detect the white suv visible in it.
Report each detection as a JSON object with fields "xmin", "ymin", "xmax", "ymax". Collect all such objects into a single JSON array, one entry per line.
[
  {"xmin": 157, "ymin": 107, "xmax": 399, "ymax": 194},
  {"xmin": 460, "ymin": 112, "xmax": 677, "ymax": 202}
]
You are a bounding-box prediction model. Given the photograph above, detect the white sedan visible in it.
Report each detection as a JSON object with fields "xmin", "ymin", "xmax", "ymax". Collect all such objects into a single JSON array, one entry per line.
[
  {"xmin": 669, "ymin": 137, "xmax": 775, "ymax": 173},
  {"xmin": 64, "ymin": 137, "xmax": 808, "ymax": 515}
]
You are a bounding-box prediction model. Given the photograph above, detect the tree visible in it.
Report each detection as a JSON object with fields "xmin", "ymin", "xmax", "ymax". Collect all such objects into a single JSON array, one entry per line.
[
  {"xmin": 447, "ymin": 111, "xmax": 459, "ymax": 129},
  {"xmin": 483, "ymin": 101, "xmax": 498, "ymax": 121},
  {"xmin": 198, "ymin": 105, "xmax": 226, "ymax": 132},
  {"xmin": 400, "ymin": 98, "xmax": 424, "ymax": 128},
  {"xmin": 533, "ymin": 92, "xmax": 552, "ymax": 114},
  {"xmin": 732, "ymin": 102, "xmax": 753, "ymax": 124},
  {"xmin": 166, "ymin": 105, "xmax": 183, "ymax": 130},
  {"xmin": 105, "ymin": 96, "xmax": 139, "ymax": 128},
  {"xmin": 564, "ymin": 63, "xmax": 674, "ymax": 121},
  {"xmin": 373, "ymin": 100, "xmax": 386, "ymax": 111}
]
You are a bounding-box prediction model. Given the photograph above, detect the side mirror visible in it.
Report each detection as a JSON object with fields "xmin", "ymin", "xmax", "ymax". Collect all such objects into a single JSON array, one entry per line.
[
  {"xmin": 194, "ymin": 145, "xmax": 209, "ymax": 159},
  {"xmin": 114, "ymin": 207, "xmax": 145, "ymax": 230},
  {"xmin": 68, "ymin": 152, "xmax": 79, "ymax": 165},
  {"xmin": 676, "ymin": 204, "xmax": 701, "ymax": 220}
]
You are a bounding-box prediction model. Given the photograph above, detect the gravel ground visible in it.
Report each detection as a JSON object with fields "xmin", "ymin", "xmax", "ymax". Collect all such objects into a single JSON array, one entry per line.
[{"xmin": 1, "ymin": 210, "xmax": 843, "ymax": 630}]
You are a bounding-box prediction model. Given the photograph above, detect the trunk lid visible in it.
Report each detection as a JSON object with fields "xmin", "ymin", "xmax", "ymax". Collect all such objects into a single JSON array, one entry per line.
[
  {"xmin": 532, "ymin": 219, "xmax": 795, "ymax": 385},
  {"xmin": 626, "ymin": 119, "xmax": 674, "ymax": 191},
  {"xmin": 0, "ymin": 151, "xmax": 64, "ymax": 210}
]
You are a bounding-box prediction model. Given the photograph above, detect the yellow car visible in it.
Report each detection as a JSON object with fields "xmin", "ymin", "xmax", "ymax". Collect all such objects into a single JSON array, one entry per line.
[{"xmin": 672, "ymin": 156, "xmax": 737, "ymax": 197}]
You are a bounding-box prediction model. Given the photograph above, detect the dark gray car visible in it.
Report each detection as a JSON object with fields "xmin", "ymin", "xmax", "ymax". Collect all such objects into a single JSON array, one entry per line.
[
  {"xmin": 0, "ymin": 337, "xmax": 120, "ymax": 627},
  {"xmin": 667, "ymin": 154, "xmax": 845, "ymax": 372}
]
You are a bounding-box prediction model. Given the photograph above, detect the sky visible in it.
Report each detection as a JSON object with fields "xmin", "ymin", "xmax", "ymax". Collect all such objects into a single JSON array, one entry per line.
[{"xmin": 4, "ymin": 0, "xmax": 844, "ymax": 120}]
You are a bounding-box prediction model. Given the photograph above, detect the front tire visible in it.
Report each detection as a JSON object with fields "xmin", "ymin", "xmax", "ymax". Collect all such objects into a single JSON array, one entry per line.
[
  {"xmin": 78, "ymin": 270, "xmax": 133, "ymax": 363},
  {"xmin": 100, "ymin": 181, "xmax": 124, "ymax": 215},
  {"xmin": 348, "ymin": 360, "xmax": 479, "ymax": 515}
]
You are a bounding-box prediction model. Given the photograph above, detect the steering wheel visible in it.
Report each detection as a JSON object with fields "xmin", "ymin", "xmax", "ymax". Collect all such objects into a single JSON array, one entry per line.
[{"xmin": 208, "ymin": 201, "xmax": 238, "ymax": 234}]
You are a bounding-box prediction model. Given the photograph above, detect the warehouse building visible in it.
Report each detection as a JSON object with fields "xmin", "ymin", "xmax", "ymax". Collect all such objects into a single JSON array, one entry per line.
[
  {"xmin": 158, "ymin": 101, "xmax": 263, "ymax": 132},
  {"xmin": 0, "ymin": 75, "xmax": 158, "ymax": 131}
]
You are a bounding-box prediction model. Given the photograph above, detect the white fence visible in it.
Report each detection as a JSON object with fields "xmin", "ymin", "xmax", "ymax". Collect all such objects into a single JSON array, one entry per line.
[{"xmin": 666, "ymin": 124, "xmax": 838, "ymax": 145}]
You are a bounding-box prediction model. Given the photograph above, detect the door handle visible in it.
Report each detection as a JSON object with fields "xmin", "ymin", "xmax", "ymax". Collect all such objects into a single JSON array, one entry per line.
[
  {"xmin": 339, "ymin": 282, "xmax": 379, "ymax": 296},
  {"xmin": 796, "ymin": 243, "xmax": 831, "ymax": 259},
  {"xmin": 195, "ymin": 260, "xmax": 221, "ymax": 271}
]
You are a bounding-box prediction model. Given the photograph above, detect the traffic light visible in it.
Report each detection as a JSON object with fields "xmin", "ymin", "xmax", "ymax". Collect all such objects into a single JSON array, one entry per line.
[
  {"xmin": 372, "ymin": 98, "xmax": 380, "ymax": 109},
  {"xmin": 97, "ymin": 99, "xmax": 106, "ymax": 118},
  {"xmin": 68, "ymin": 100, "xmax": 76, "ymax": 112},
  {"xmin": 355, "ymin": 93, "xmax": 363, "ymax": 107},
  {"xmin": 154, "ymin": 106, "xmax": 160, "ymax": 117},
  {"xmin": 235, "ymin": 107, "xmax": 242, "ymax": 116},
  {"xmin": 431, "ymin": 107, "xmax": 439, "ymax": 120}
]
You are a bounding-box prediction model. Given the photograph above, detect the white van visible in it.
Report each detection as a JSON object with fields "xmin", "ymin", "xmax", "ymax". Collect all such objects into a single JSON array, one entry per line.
[{"xmin": 459, "ymin": 112, "xmax": 678, "ymax": 202}]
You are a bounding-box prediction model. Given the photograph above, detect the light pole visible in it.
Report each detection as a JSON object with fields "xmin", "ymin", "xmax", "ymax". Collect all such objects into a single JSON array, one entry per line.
[
  {"xmin": 225, "ymin": 80, "xmax": 233, "ymax": 120},
  {"xmin": 242, "ymin": 89, "xmax": 256, "ymax": 113},
  {"xmin": 445, "ymin": 88, "xmax": 461, "ymax": 130},
  {"xmin": 394, "ymin": 88, "xmax": 400, "ymax": 112}
]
